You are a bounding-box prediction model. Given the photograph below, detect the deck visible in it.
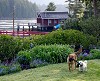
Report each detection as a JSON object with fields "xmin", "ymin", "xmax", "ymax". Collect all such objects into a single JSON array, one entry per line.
[{"xmin": 0, "ymin": 22, "xmax": 48, "ymax": 37}]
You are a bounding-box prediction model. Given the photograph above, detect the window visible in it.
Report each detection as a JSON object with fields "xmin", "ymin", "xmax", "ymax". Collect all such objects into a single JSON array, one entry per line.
[
  {"xmin": 48, "ymin": 19, "xmax": 52, "ymax": 25},
  {"xmin": 48, "ymin": 20, "xmax": 51, "ymax": 23},
  {"xmin": 54, "ymin": 20, "xmax": 57, "ymax": 24}
]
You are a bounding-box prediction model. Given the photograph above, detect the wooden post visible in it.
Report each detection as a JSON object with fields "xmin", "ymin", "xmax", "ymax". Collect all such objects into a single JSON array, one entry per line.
[
  {"xmin": 32, "ymin": 26, "xmax": 34, "ymax": 31},
  {"xmin": 23, "ymin": 26, "xmax": 24, "ymax": 38},
  {"xmin": 12, "ymin": 1, "xmax": 15, "ymax": 36},
  {"xmin": 28, "ymin": 23, "xmax": 30, "ymax": 36},
  {"xmin": 17, "ymin": 25, "xmax": 20, "ymax": 32},
  {"xmin": 17, "ymin": 25, "xmax": 20, "ymax": 36}
]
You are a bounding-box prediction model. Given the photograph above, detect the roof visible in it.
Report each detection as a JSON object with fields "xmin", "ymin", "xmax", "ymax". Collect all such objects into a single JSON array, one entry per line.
[{"xmin": 37, "ymin": 11, "xmax": 69, "ymax": 19}]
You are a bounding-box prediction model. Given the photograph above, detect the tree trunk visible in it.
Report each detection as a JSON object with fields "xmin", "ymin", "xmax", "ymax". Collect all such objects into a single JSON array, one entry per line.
[{"xmin": 93, "ymin": 0, "xmax": 97, "ymax": 17}]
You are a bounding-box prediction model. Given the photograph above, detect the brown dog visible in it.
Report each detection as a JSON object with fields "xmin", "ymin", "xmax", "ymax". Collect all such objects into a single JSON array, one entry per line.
[{"xmin": 67, "ymin": 46, "xmax": 82, "ymax": 71}]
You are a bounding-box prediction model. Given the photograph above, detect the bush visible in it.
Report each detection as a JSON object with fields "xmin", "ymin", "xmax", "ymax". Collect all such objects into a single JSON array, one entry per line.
[
  {"xmin": 17, "ymin": 51, "xmax": 32, "ymax": 70},
  {"xmin": 78, "ymin": 49, "xmax": 100, "ymax": 60},
  {"xmin": 30, "ymin": 44, "xmax": 74, "ymax": 63},
  {"xmin": 79, "ymin": 17, "xmax": 100, "ymax": 38},
  {"xmin": 0, "ymin": 65, "xmax": 9, "ymax": 76},
  {"xmin": 33, "ymin": 29, "xmax": 96, "ymax": 49},
  {"xmin": 97, "ymin": 40, "xmax": 100, "ymax": 49},
  {"xmin": 30, "ymin": 59, "xmax": 48, "ymax": 68},
  {"xmin": 64, "ymin": 18, "xmax": 82, "ymax": 30},
  {"xmin": 15, "ymin": 37, "xmax": 34, "ymax": 51},
  {"xmin": 8, "ymin": 64, "xmax": 21, "ymax": 74},
  {"xmin": 0, "ymin": 35, "xmax": 17, "ymax": 62},
  {"xmin": 0, "ymin": 63, "xmax": 21, "ymax": 76},
  {"xmin": 0, "ymin": 35, "xmax": 35, "ymax": 63},
  {"xmin": 90, "ymin": 49, "xmax": 100, "ymax": 59},
  {"xmin": 78, "ymin": 53, "xmax": 92, "ymax": 60}
]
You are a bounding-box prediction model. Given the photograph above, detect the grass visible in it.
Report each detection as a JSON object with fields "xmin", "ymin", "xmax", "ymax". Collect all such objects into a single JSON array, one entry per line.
[{"xmin": 0, "ymin": 60, "xmax": 100, "ymax": 81}]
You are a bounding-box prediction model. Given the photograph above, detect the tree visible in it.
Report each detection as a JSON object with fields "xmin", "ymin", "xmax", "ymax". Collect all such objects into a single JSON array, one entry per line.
[
  {"xmin": 65, "ymin": 0, "xmax": 100, "ymax": 17},
  {"xmin": 73, "ymin": 0, "xmax": 85, "ymax": 18},
  {"xmin": 45, "ymin": 2, "xmax": 56, "ymax": 11},
  {"xmin": 79, "ymin": 17, "xmax": 100, "ymax": 42},
  {"xmin": 65, "ymin": 0, "xmax": 85, "ymax": 18},
  {"xmin": 0, "ymin": 0, "xmax": 40, "ymax": 19},
  {"xmin": 91, "ymin": 0, "xmax": 98, "ymax": 17},
  {"xmin": 64, "ymin": 0, "xmax": 85, "ymax": 31},
  {"xmin": 80, "ymin": 0, "xmax": 100, "ymax": 17}
]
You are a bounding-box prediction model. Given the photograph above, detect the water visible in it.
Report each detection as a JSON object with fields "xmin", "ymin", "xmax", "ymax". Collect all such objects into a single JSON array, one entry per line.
[{"xmin": 0, "ymin": 19, "xmax": 37, "ymax": 31}]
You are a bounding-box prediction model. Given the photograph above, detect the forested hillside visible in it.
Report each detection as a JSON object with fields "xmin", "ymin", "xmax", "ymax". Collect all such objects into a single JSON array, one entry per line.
[{"xmin": 0, "ymin": 0, "xmax": 39, "ymax": 19}]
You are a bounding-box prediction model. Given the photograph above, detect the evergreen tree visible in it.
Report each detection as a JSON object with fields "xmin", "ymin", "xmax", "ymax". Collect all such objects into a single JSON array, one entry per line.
[
  {"xmin": 45, "ymin": 2, "xmax": 56, "ymax": 11},
  {"xmin": 65, "ymin": 0, "xmax": 85, "ymax": 18},
  {"xmin": 80, "ymin": 0, "xmax": 100, "ymax": 17},
  {"xmin": 0, "ymin": 0, "xmax": 40, "ymax": 19}
]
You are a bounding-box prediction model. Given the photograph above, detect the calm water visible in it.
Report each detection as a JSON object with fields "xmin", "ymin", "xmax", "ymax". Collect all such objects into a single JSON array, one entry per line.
[{"xmin": 0, "ymin": 19, "xmax": 36, "ymax": 31}]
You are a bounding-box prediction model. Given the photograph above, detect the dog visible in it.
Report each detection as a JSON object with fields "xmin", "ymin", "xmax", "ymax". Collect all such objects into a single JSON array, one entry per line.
[
  {"xmin": 78, "ymin": 60, "xmax": 87, "ymax": 72},
  {"xmin": 67, "ymin": 45, "xmax": 82, "ymax": 71}
]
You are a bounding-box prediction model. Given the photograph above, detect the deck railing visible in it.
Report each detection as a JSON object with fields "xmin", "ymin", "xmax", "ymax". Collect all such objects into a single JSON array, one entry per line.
[{"xmin": 0, "ymin": 30, "xmax": 48, "ymax": 37}]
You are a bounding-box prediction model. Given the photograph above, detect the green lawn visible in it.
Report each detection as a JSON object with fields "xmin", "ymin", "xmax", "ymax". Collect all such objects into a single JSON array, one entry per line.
[{"xmin": 0, "ymin": 60, "xmax": 100, "ymax": 81}]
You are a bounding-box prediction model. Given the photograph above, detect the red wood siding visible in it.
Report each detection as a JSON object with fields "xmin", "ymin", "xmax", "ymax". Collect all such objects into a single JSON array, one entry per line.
[
  {"xmin": 37, "ymin": 18, "xmax": 42, "ymax": 24},
  {"xmin": 37, "ymin": 18, "xmax": 61, "ymax": 27},
  {"xmin": 51, "ymin": 19, "xmax": 54, "ymax": 26},
  {"xmin": 43, "ymin": 19, "xmax": 48, "ymax": 26}
]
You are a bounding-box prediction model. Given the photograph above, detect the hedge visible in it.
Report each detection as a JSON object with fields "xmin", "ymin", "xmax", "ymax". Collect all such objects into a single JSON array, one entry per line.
[
  {"xmin": 0, "ymin": 35, "xmax": 17, "ymax": 61},
  {"xmin": 30, "ymin": 44, "xmax": 74, "ymax": 63},
  {"xmin": 33, "ymin": 29, "xmax": 96, "ymax": 49}
]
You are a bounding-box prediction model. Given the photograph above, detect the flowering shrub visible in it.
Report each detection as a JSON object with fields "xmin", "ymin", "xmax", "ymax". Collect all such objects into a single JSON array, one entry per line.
[{"xmin": 0, "ymin": 64, "xmax": 21, "ymax": 76}]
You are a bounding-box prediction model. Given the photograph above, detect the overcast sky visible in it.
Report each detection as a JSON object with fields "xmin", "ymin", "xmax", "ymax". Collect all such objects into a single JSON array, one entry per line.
[{"xmin": 28, "ymin": 0, "xmax": 66, "ymax": 5}]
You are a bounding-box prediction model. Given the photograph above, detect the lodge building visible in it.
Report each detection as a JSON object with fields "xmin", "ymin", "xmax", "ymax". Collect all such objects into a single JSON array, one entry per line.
[{"xmin": 37, "ymin": 11, "xmax": 69, "ymax": 32}]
